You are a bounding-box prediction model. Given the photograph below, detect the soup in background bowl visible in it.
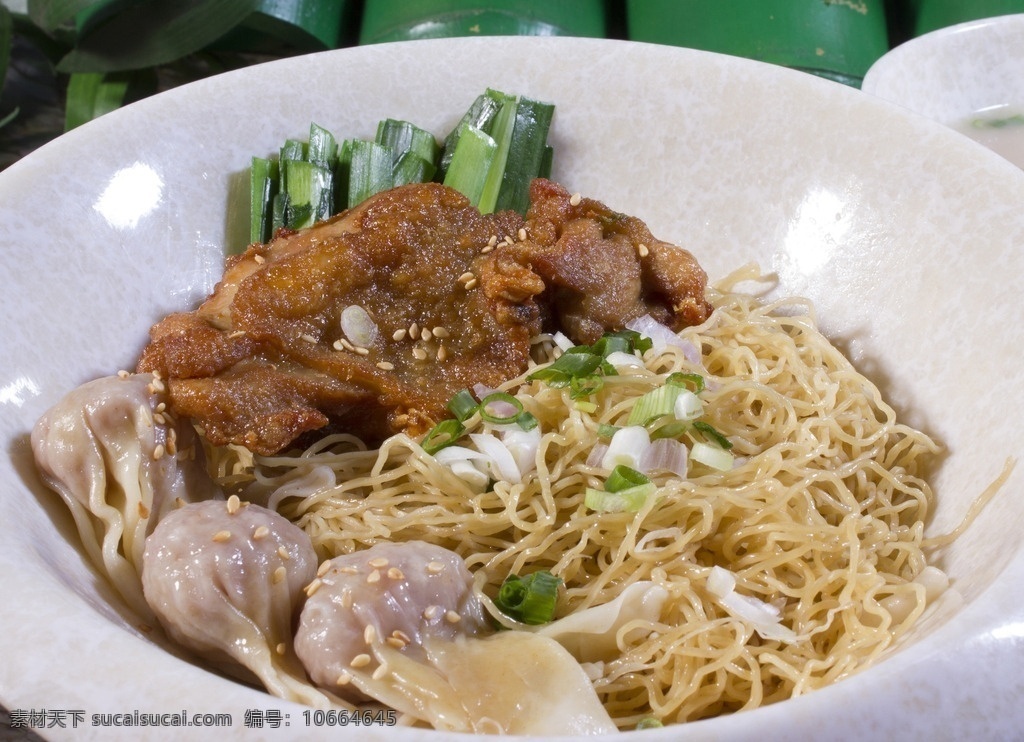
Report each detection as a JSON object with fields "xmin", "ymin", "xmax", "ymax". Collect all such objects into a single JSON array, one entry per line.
[{"xmin": 863, "ymin": 13, "xmax": 1024, "ymax": 169}]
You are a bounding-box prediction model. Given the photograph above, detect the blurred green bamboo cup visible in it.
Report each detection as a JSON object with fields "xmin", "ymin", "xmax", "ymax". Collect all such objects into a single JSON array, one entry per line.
[
  {"xmin": 359, "ymin": 0, "xmax": 607, "ymax": 44},
  {"xmin": 626, "ymin": 0, "xmax": 889, "ymax": 87}
]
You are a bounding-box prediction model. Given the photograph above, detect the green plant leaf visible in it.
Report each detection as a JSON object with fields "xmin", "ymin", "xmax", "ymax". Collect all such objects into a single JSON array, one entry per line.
[
  {"xmin": 56, "ymin": 0, "xmax": 259, "ymax": 73},
  {"xmin": 26, "ymin": 0, "xmax": 99, "ymax": 34},
  {"xmin": 63, "ymin": 70, "xmax": 131, "ymax": 129}
]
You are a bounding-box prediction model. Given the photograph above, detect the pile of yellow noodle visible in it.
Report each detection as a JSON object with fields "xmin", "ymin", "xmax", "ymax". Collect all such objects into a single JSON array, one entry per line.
[{"xmin": 209, "ymin": 268, "xmax": 949, "ymax": 727}]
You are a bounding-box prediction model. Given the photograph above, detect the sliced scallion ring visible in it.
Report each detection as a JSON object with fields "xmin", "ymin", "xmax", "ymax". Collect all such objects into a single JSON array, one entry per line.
[{"xmin": 479, "ymin": 391, "xmax": 523, "ymax": 424}]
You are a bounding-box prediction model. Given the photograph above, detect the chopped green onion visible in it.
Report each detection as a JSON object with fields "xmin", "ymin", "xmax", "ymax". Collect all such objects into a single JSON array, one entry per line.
[
  {"xmin": 249, "ymin": 156, "xmax": 278, "ymax": 244},
  {"xmin": 477, "ymin": 89, "xmax": 518, "ymax": 214},
  {"xmin": 392, "ymin": 151, "xmax": 435, "ymax": 186},
  {"xmin": 584, "ymin": 484, "xmax": 655, "ymax": 513},
  {"xmin": 495, "ymin": 570, "xmax": 562, "ymax": 625},
  {"xmin": 597, "ymin": 423, "xmax": 621, "ymax": 438},
  {"xmin": 528, "ymin": 348, "xmax": 604, "ymax": 386},
  {"xmin": 516, "ymin": 411, "xmax": 539, "ymax": 431},
  {"xmin": 347, "ymin": 139, "xmax": 394, "ymax": 208},
  {"xmin": 421, "ymin": 418, "xmax": 465, "ymax": 455},
  {"xmin": 628, "ymin": 384, "xmax": 682, "ymax": 426},
  {"xmin": 690, "ymin": 440, "xmax": 734, "ymax": 471},
  {"xmin": 605, "ymin": 465, "xmax": 651, "ymax": 493},
  {"xmin": 574, "ymin": 400, "xmax": 598, "ymax": 413},
  {"xmin": 493, "ymin": 95, "xmax": 555, "ymax": 215},
  {"xmin": 307, "ymin": 122, "xmax": 337, "ymax": 168},
  {"xmin": 282, "ymin": 158, "xmax": 332, "ymax": 229},
  {"xmin": 479, "ymin": 392, "xmax": 523, "ymax": 425},
  {"xmin": 585, "ymin": 466, "xmax": 655, "ymax": 513},
  {"xmin": 438, "ymin": 92, "xmax": 502, "ymax": 180},
  {"xmin": 649, "ymin": 420, "xmax": 690, "ymax": 440},
  {"xmin": 447, "ymin": 389, "xmax": 478, "ymax": 422},
  {"xmin": 570, "ymin": 374, "xmax": 604, "ymax": 400},
  {"xmin": 442, "ymin": 124, "xmax": 497, "ymax": 207},
  {"xmin": 693, "ymin": 421, "xmax": 733, "ymax": 450},
  {"xmin": 666, "ymin": 371, "xmax": 705, "ymax": 393}
]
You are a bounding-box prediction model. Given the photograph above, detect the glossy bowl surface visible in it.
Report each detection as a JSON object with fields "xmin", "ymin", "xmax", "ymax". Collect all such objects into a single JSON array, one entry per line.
[{"xmin": 2, "ymin": 37, "xmax": 1024, "ymax": 741}]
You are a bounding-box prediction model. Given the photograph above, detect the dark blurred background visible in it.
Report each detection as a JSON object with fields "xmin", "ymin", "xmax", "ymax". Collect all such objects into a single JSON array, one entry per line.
[{"xmin": 2, "ymin": 0, "xmax": 1024, "ymax": 171}]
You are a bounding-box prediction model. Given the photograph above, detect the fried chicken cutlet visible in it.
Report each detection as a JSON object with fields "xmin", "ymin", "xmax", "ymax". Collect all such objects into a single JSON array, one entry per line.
[{"xmin": 138, "ymin": 179, "xmax": 711, "ymax": 455}]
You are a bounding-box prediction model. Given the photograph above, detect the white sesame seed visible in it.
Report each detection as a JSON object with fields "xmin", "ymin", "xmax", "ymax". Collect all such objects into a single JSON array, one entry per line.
[
  {"xmin": 272, "ymin": 566, "xmax": 287, "ymax": 585},
  {"xmin": 423, "ymin": 605, "xmax": 440, "ymax": 620},
  {"xmin": 426, "ymin": 561, "xmax": 446, "ymax": 574},
  {"xmin": 212, "ymin": 530, "xmax": 231, "ymax": 543},
  {"xmin": 386, "ymin": 637, "xmax": 406, "ymax": 649},
  {"xmin": 376, "ymin": 361, "xmax": 395, "ymax": 370},
  {"xmin": 412, "ymin": 347, "xmax": 428, "ymax": 361},
  {"xmin": 366, "ymin": 569, "xmax": 382, "ymax": 584},
  {"xmin": 488, "ymin": 234, "xmax": 498, "ymax": 247},
  {"xmin": 117, "ymin": 369, "xmax": 131, "ymax": 379},
  {"xmin": 332, "ymin": 339, "xmax": 345, "ymax": 351},
  {"xmin": 336, "ymin": 672, "xmax": 352, "ymax": 686},
  {"xmin": 464, "ymin": 278, "xmax": 478, "ymax": 290},
  {"xmin": 392, "ymin": 629, "xmax": 412, "ymax": 644},
  {"xmin": 275, "ymin": 642, "xmax": 286, "ymax": 656},
  {"xmin": 392, "ymin": 328, "xmax": 407, "ymax": 341},
  {"xmin": 254, "ymin": 254, "xmax": 266, "ymax": 265},
  {"xmin": 253, "ymin": 525, "xmax": 270, "ymax": 540},
  {"xmin": 354, "ymin": 346, "xmax": 370, "ymax": 356},
  {"xmin": 301, "ymin": 333, "xmax": 317, "ymax": 343},
  {"xmin": 152, "ymin": 444, "xmax": 165, "ymax": 461},
  {"xmin": 458, "ymin": 271, "xmax": 475, "ymax": 283},
  {"xmin": 305, "ymin": 578, "xmax": 322, "ymax": 597},
  {"xmin": 341, "ymin": 589, "xmax": 353, "ymax": 609},
  {"xmin": 420, "ymin": 328, "xmax": 432, "ymax": 342},
  {"xmin": 432, "ymin": 326, "xmax": 449, "ymax": 338},
  {"xmin": 317, "ymin": 561, "xmax": 331, "ymax": 577},
  {"xmin": 153, "ymin": 412, "xmax": 166, "ymax": 425},
  {"xmin": 409, "ymin": 322, "xmax": 421, "ymax": 340},
  {"xmin": 569, "ymin": 192, "xmax": 582, "ymax": 206},
  {"xmin": 364, "ymin": 625, "xmax": 377, "ymax": 644},
  {"xmin": 436, "ymin": 345, "xmax": 447, "ymax": 362},
  {"xmin": 371, "ymin": 664, "xmax": 389, "ymax": 680},
  {"xmin": 518, "ymin": 228, "xmax": 527, "ymax": 241},
  {"xmin": 338, "ymin": 565, "xmax": 358, "ymax": 575},
  {"xmin": 368, "ymin": 556, "xmax": 390, "ymax": 569},
  {"xmin": 387, "ymin": 567, "xmax": 405, "ymax": 580},
  {"xmin": 278, "ymin": 546, "xmax": 291, "ymax": 560},
  {"xmin": 637, "ymin": 242, "xmax": 649, "ymax": 257},
  {"xmin": 349, "ymin": 653, "xmax": 372, "ymax": 668},
  {"xmin": 445, "ymin": 611, "xmax": 461, "ymax": 624},
  {"xmin": 226, "ymin": 494, "xmax": 241, "ymax": 514}
]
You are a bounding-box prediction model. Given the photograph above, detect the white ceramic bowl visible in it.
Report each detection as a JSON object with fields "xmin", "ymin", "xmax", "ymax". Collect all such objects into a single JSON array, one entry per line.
[
  {"xmin": 3, "ymin": 37, "xmax": 1024, "ymax": 741},
  {"xmin": 862, "ymin": 13, "xmax": 1024, "ymax": 166}
]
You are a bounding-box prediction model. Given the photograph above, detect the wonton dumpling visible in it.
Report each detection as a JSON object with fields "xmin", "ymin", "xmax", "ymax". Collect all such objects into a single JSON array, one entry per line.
[
  {"xmin": 294, "ymin": 540, "xmax": 487, "ymax": 699},
  {"xmin": 295, "ymin": 541, "xmax": 617, "ymax": 734},
  {"xmin": 142, "ymin": 499, "xmax": 329, "ymax": 706},
  {"xmin": 31, "ymin": 372, "xmax": 219, "ymax": 619}
]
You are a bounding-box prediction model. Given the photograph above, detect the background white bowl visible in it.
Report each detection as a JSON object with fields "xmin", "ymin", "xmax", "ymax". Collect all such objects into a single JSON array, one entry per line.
[
  {"xmin": 2, "ymin": 37, "xmax": 1024, "ymax": 740},
  {"xmin": 863, "ymin": 13, "xmax": 1024, "ymax": 165}
]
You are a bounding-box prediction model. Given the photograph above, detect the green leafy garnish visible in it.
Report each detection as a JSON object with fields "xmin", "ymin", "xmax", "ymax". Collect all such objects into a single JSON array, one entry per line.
[{"xmin": 495, "ymin": 570, "xmax": 562, "ymax": 625}]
